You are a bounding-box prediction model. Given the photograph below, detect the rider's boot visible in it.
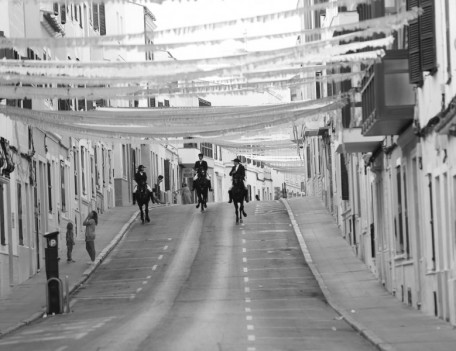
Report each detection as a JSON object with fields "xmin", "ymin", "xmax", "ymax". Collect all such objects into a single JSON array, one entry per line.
[
  {"xmin": 244, "ymin": 189, "xmax": 249, "ymax": 203},
  {"xmin": 228, "ymin": 190, "xmax": 233, "ymax": 203},
  {"xmin": 132, "ymin": 192, "xmax": 136, "ymax": 205}
]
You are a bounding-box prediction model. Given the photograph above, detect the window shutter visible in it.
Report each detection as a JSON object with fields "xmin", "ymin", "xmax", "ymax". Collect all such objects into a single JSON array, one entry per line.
[
  {"xmin": 419, "ymin": 0, "xmax": 436, "ymax": 72},
  {"xmin": 93, "ymin": 4, "xmax": 99, "ymax": 31},
  {"xmin": 53, "ymin": 3, "xmax": 59, "ymax": 15},
  {"xmin": 60, "ymin": 4, "xmax": 66, "ymax": 24},
  {"xmin": 407, "ymin": 0, "xmax": 422, "ymax": 84},
  {"xmin": 99, "ymin": 3, "xmax": 106, "ymax": 36},
  {"xmin": 340, "ymin": 154, "xmax": 349, "ymax": 201}
]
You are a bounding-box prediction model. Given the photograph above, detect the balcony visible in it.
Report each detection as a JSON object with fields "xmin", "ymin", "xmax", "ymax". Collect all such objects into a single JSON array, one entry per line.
[
  {"xmin": 335, "ymin": 128, "xmax": 383, "ymax": 154},
  {"xmin": 361, "ymin": 50, "xmax": 415, "ymax": 136},
  {"xmin": 42, "ymin": 11, "xmax": 65, "ymax": 37}
]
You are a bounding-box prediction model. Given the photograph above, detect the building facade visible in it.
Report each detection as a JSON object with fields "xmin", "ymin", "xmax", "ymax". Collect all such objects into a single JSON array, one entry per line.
[{"xmin": 302, "ymin": 0, "xmax": 456, "ymax": 325}]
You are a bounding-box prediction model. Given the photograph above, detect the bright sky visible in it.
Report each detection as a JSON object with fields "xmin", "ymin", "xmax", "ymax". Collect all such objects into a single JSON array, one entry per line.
[
  {"xmin": 148, "ymin": 0, "xmax": 301, "ymax": 59},
  {"xmin": 147, "ymin": 0, "xmax": 301, "ymax": 106},
  {"xmin": 149, "ymin": 0, "xmax": 299, "ymax": 29}
]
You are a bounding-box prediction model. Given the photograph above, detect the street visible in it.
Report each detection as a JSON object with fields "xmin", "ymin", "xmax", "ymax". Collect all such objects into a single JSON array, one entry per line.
[{"xmin": 0, "ymin": 201, "xmax": 375, "ymax": 351}]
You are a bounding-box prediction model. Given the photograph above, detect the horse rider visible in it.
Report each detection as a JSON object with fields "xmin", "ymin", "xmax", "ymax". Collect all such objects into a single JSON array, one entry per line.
[
  {"xmin": 193, "ymin": 153, "xmax": 208, "ymax": 176},
  {"xmin": 228, "ymin": 157, "xmax": 248, "ymax": 203},
  {"xmin": 133, "ymin": 165, "xmax": 152, "ymax": 204},
  {"xmin": 192, "ymin": 153, "xmax": 212, "ymax": 191}
]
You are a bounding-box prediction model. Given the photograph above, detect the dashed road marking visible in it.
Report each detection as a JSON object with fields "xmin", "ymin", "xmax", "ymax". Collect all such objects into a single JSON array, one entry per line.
[
  {"xmin": 152, "ymin": 265, "xmax": 158, "ymax": 271},
  {"xmin": 109, "ymin": 256, "xmax": 158, "ymax": 260}
]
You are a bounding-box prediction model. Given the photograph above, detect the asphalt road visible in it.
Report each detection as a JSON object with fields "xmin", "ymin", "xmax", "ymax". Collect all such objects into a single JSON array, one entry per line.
[{"xmin": 0, "ymin": 200, "xmax": 376, "ymax": 351}]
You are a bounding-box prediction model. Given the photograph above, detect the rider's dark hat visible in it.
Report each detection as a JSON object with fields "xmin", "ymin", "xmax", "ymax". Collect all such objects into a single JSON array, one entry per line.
[
  {"xmin": 138, "ymin": 164, "xmax": 146, "ymax": 169},
  {"xmin": 198, "ymin": 153, "xmax": 203, "ymax": 157},
  {"xmin": 232, "ymin": 157, "xmax": 241, "ymax": 162}
]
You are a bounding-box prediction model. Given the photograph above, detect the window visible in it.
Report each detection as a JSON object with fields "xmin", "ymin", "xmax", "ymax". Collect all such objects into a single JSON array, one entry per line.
[
  {"xmin": 200, "ymin": 143, "xmax": 213, "ymax": 158},
  {"xmin": 81, "ymin": 146, "xmax": 86, "ymax": 195},
  {"xmin": 444, "ymin": 0, "xmax": 451, "ymax": 80},
  {"xmin": 395, "ymin": 165, "xmax": 404, "ymax": 254},
  {"xmin": 183, "ymin": 137, "xmax": 197, "ymax": 149},
  {"xmin": 101, "ymin": 147, "xmax": 105, "ymax": 186},
  {"xmin": 74, "ymin": 149, "xmax": 78, "ymax": 196},
  {"xmin": 0, "ymin": 182, "xmax": 5, "ymax": 245},
  {"xmin": 93, "ymin": 4, "xmax": 99, "ymax": 31},
  {"xmin": 122, "ymin": 145, "xmax": 127, "ymax": 178},
  {"xmin": 60, "ymin": 161, "xmax": 66, "ymax": 212},
  {"xmin": 91, "ymin": 155, "xmax": 95, "ymax": 196},
  {"xmin": 340, "ymin": 154, "xmax": 349, "ymax": 200},
  {"xmin": 99, "ymin": 3, "xmax": 106, "ymax": 36},
  {"xmin": 428, "ymin": 173, "xmax": 436, "ymax": 270},
  {"xmin": 108, "ymin": 150, "xmax": 113, "ymax": 184},
  {"xmin": 403, "ymin": 168, "xmax": 410, "ymax": 257},
  {"xmin": 47, "ymin": 162, "xmax": 53, "ymax": 213},
  {"xmin": 306, "ymin": 145, "xmax": 311, "ymax": 179},
  {"xmin": 60, "ymin": 4, "xmax": 66, "ymax": 24},
  {"xmin": 17, "ymin": 183, "xmax": 23, "ymax": 245},
  {"xmin": 407, "ymin": 0, "xmax": 437, "ymax": 84},
  {"xmin": 315, "ymin": 71, "xmax": 322, "ymax": 99}
]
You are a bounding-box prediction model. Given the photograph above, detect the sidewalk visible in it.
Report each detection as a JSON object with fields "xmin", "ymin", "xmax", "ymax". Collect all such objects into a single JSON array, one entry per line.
[
  {"xmin": 283, "ymin": 197, "xmax": 456, "ymax": 351},
  {"xmin": 0, "ymin": 204, "xmax": 165, "ymax": 338}
]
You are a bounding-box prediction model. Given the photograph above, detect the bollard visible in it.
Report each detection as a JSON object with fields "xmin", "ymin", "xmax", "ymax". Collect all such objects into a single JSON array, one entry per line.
[
  {"xmin": 44, "ymin": 231, "xmax": 63, "ymax": 314},
  {"xmin": 46, "ymin": 277, "xmax": 64, "ymax": 314},
  {"xmin": 65, "ymin": 275, "xmax": 70, "ymax": 313}
]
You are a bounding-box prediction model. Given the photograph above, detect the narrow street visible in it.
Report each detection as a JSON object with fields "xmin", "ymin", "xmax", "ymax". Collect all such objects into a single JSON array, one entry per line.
[{"xmin": 0, "ymin": 201, "xmax": 375, "ymax": 351}]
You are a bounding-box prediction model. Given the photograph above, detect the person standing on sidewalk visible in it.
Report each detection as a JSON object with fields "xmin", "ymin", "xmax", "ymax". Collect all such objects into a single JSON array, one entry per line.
[
  {"xmin": 66, "ymin": 222, "xmax": 76, "ymax": 263},
  {"xmin": 83, "ymin": 210, "xmax": 98, "ymax": 263}
]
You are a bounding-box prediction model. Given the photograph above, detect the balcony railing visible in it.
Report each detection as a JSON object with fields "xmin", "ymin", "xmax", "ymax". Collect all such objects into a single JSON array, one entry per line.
[{"xmin": 361, "ymin": 50, "xmax": 415, "ymax": 136}]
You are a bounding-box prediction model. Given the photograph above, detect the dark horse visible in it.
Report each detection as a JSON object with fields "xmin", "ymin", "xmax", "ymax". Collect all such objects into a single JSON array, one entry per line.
[
  {"xmin": 231, "ymin": 174, "xmax": 247, "ymax": 224},
  {"xmin": 194, "ymin": 169, "xmax": 211, "ymax": 212},
  {"xmin": 135, "ymin": 183, "xmax": 154, "ymax": 224}
]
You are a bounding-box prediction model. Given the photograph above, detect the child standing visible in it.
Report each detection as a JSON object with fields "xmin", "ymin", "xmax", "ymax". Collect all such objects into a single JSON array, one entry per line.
[{"xmin": 66, "ymin": 222, "xmax": 75, "ymax": 263}]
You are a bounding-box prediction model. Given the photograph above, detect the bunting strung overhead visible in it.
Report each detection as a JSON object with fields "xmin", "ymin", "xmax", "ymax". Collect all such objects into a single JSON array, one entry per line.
[
  {"xmin": 154, "ymin": 0, "xmax": 375, "ymax": 36},
  {"xmin": 0, "ymin": 8, "xmax": 419, "ymax": 51},
  {"xmin": 0, "ymin": 0, "xmax": 421, "ymax": 169},
  {"xmin": 0, "ymin": 96, "xmax": 346, "ymax": 139}
]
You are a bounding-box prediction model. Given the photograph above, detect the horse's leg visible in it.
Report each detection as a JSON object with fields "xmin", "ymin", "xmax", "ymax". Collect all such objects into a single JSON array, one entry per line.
[
  {"xmin": 140, "ymin": 205, "xmax": 145, "ymax": 224},
  {"xmin": 145, "ymin": 202, "xmax": 150, "ymax": 222},
  {"xmin": 241, "ymin": 201, "xmax": 247, "ymax": 217},
  {"xmin": 234, "ymin": 202, "xmax": 239, "ymax": 224}
]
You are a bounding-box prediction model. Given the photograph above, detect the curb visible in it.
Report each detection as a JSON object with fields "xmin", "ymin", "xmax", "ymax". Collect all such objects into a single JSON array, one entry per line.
[
  {"xmin": 0, "ymin": 210, "xmax": 139, "ymax": 339},
  {"xmin": 281, "ymin": 198, "xmax": 396, "ymax": 351}
]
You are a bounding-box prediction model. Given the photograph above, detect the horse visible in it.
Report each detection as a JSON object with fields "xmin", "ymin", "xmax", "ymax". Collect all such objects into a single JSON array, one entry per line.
[
  {"xmin": 135, "ymin": 183, "xmax": 154, "ymax": 224},
  {"xmin": 194, "ymin": 169, "xmax": 211, "ymax": 212},
  {"xmin": 231, "ymin": 174, "xmax": 248, "ymax": 224}
]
